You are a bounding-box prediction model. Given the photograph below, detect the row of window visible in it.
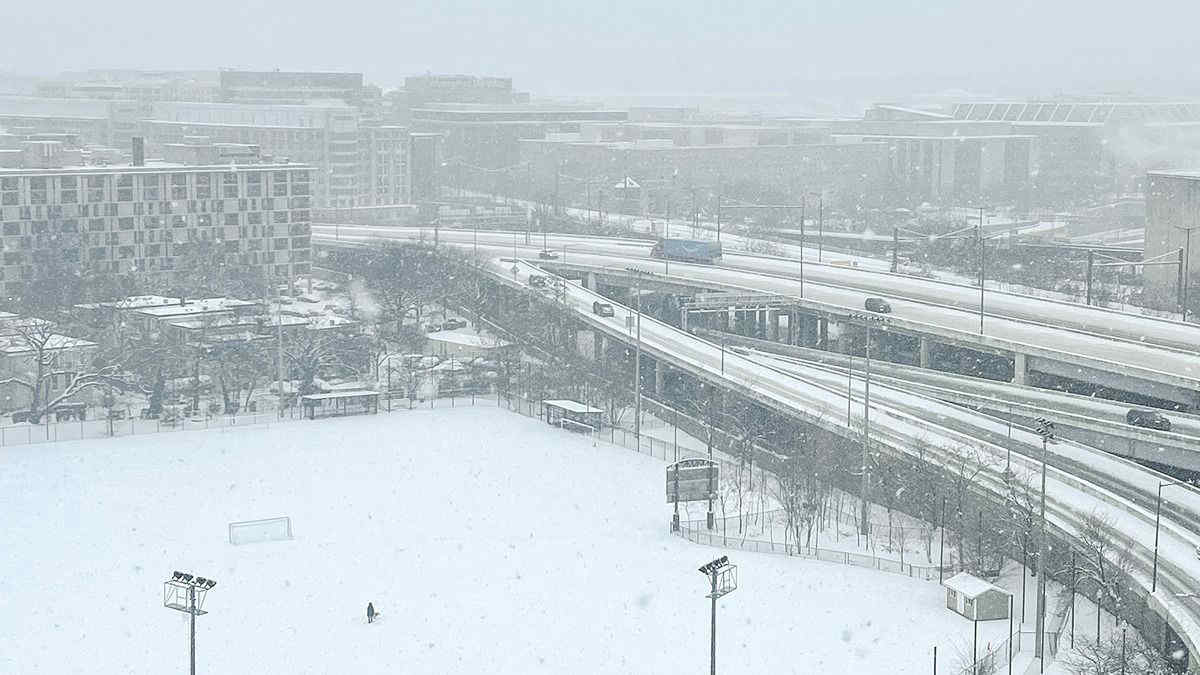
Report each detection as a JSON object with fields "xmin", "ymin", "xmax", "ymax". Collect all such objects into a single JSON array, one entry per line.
[
  {"xmin": 0, "ymin": 171, "xmax": 312, "ymax": 205},
  {"xmin": 0, "ymin": 210, "xmax": 310, "ymax": 237},
  {"xmin": 0, "ymin": 264, "xmax": 309, "ymax": 293}
]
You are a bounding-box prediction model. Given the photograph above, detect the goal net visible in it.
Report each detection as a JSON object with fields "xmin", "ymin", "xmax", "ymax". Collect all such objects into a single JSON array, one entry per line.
[{"xmin": 229, "ymin": 516, "xmax": 293, "ymax": 545}]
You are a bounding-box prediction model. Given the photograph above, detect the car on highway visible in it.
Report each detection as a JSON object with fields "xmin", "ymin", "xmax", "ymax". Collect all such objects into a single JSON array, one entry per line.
[
  {"xmin": 528, "ymin": 275, "xmax": 547, "ymax": 288},
  {"xmin": 592, "ymin": 301, "xmax": 614, "ymax": 317},
  {"xmin": 864, "ymin": 297, "xmax": 893, "ymax": 314},
  {"xmin": 1126, "ymin": 408, "xmax": 1172, "ymax": 432},
  {"xmin": 538, "ymin": 250, "xmax": 559, "ymax": 260},
  {"xmin": 442, "ymin": 318, "xmax": 467, "ymax": 330}
]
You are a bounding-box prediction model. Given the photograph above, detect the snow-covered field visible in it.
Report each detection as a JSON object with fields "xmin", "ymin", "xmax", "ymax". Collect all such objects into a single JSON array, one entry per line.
[{"xmin": 4, "ymin": 406, "xmax": 1002, "ymax": 674}]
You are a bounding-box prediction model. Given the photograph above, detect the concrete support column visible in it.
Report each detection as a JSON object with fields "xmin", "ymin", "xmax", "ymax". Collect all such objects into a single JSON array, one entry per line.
[
  {"xmin": 654, "ymin": 359, "xmax": 665, "ymax": 396},
  {"xmin": 835, "ymin": 322, "xmax": 854, "ymax": 354},
  {"xmin": 768, "ymin": 311, "xmax": 780, "ymax": 342},
  {"xmin": 726, "ymin": 308, "xmax": 735, "ymax": 331},
  {"xmin": 594, "ymin": 332, "xmax": 608, "ymax": 363},
  {"xmin": 785, "ymin": 312, "xmax": 795, "ymax": 345},
  {"xmin": 818, "ymin": 317, "xmax": 829, "ymax": 350},
  {"xmin": 1012, "ymin": 351, "xmax": 1028, "ymax": 386},
  {"xmin": 757, "ymin": 310, "xmax": 768, "ymax": 339},
  {"xmin": 680, "ymin": 308, "xmax": 689, "ymax": 332},
  {"xmin": 583, "ymin": 272, "xmax": 597, "ymax": 291},
  {"xmin": 919, "ymin": 338, "xmax": 932, "ymax": 369}
]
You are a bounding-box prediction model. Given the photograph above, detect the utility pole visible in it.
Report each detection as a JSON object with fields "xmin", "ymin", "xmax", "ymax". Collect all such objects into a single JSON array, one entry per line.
[
  {"xmin": 977, "ymin": 219, "xmax": 985, "ymax": 334},
  {"xmin": 862, "ymin": 320, "xmax": 872, "ymax": 539},
  {"xmin": 554, "ymin": 160, "xmax": 561, "ymax": 216},
  {"xmin": 892, "ymin": 227, "xmax": 899, "ymax": 273},
  {"xmin": 716, "ymin": 187, "xmax": 722, "ymax": 242},
  {"xmin": 1085, "ymin": 249, "xmax": 1095, "ymax": 306},
  {"xmin": 799, "ymin": 199, "xmax": 806, "ymax": 297},
  {"xmin": 1034, "ymin": 417, "xmax": 1055, "ymax": 671},
  {"xmin": 817, "ymin": 194, "xmax": 824, "ymax": 263}
]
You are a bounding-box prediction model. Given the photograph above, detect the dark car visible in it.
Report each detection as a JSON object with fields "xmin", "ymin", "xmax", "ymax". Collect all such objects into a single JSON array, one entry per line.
[
  {"xmin": 528, "ymin": 275, "xmax": 547, "ymax": 288},
  {"xmin": 864, "ymin": 297, "xmax": 892, "ymax": 314},
  {"xmin": 443, "ymin": 318, "xmax": 467, "ymax": 330},
  {"xmin": 592, "ymin": 301, "xmax": 614, "ymax": 317},
  {"xmin": 1127, "ymin": 408, "xmax": 1172, "ymax": 432},
  {"xmin": 538, "ymin": 250, "xmax": 559, "ymax": 260}
]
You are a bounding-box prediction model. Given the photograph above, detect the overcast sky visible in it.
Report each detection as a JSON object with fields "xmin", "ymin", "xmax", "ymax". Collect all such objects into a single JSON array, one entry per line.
[{"xmin": 5, "ymin": 0, "xmax": 1200, "ymax": 102}]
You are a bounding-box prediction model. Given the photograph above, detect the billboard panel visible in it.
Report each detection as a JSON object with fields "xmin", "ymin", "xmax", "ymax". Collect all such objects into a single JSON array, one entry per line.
[{"xmin": 666, "ymin": 458, "xmax": 719, "ymax": 503}]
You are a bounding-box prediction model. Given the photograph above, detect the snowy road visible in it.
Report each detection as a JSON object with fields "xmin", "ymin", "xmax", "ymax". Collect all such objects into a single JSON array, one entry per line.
[{"xmin": 314, "ymin": 226, "xmax": 1200, "ymax": 395}]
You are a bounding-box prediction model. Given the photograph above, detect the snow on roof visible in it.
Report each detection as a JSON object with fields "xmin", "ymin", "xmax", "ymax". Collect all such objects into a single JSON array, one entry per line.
[
  {"xmin": 0, "ymin": 333, "xmax": 96, "ymax": 355},
  {"xmin": 134, "ymin": 298, "xmax": 259, "ymax": 318},
  {"xmin": 943, "ymin": 572, "xmax": 1008, "ymax": 598},
  {"xmin": 301, "ymin": 389, "xmax": 380, "ymax": 401},
  {"xmin": 425, "ymin": 330, "xmax": 509, "ymax": 349},
  {"xmin": 542, "ymin": 399, "xmax": 605, "ymax": 414}
]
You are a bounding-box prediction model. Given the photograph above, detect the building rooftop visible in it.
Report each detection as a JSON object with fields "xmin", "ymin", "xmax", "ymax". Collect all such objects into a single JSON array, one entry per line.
[
  {"xmin": 1148, "ymin": 170, "xmax": 1200, "ymax": 180},
  {"xmin": 0, "ymin": 162, "xmax": 312, "ymax": 176},
  {"xmin": 132, "ymin": 298, "xmax": 260, "ymax": 318},
  {"xmin": 943, "ymin": 572, "xmax": 1009, "ymax": 598},
  {"xmin": 0, "ymin": 333, "xmax": 96, "ymax": 355}
]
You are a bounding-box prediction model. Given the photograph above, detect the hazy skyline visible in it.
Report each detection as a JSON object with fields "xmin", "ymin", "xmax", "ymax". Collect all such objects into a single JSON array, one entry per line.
[{"xmin": 6, "ymin": 0, "xmax": 1200, "ymax": 102}]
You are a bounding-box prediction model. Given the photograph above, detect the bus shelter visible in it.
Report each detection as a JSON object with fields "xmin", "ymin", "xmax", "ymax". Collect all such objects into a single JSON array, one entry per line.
[
  {"xmin": 301, "ymin": 390, "xmax": 380, "ymax": 420},
  {"xmin": 542, "ymin": 399, "xmax": 604, "ymax": 432}
]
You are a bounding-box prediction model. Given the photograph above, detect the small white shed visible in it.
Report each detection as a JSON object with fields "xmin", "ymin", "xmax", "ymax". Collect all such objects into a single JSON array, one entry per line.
[{"xmin": 943, "ymin": 572, "xmax": 1011, "ymax": 621}]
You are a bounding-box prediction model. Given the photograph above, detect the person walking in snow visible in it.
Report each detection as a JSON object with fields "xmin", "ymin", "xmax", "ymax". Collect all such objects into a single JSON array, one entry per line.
[{"xmin": 367, "ymin": 602, "xmax": 376, "ymax": 624}]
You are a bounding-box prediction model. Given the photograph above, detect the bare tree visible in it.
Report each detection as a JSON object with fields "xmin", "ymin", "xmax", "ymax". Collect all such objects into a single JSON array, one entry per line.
[{"xmin": 0, "ymin": 319, "xmax": 134, "ymax": 423}]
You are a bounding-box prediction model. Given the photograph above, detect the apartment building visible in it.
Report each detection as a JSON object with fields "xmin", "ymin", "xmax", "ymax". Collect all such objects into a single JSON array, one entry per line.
[
  {"xmin": 140, "ymin": 101, "xmax": 417, "ymax": 208},
  {"xmin": 0, "ymin": 161, "xmax": 312, "ymax": 296}
]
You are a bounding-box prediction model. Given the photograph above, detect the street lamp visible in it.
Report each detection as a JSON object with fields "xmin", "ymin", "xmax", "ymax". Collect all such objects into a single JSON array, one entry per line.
[
  {"xmin": 625, "ymin": 266, "xmax": 655, "ymax": 442},
  {"xmin": 1173, "ymin": 224, "xmax": 1198, "ymax": 321},
  {"xmin": 1033, "ymin": 417, "xmax": 1054, "ymax": 671},
  {"xmin": 1153, "ymin": 480, "xmax": 1189, "ymax": 593},
  {"xmin": 848, "ymin": 311, "xmax": 891, "ymax": 540},
  {"xmin": 163, "ymin": 571, "xmax": 217, "ymax": 675},
  {"xmin": 698, "ymin": 556, "xmax": 738, "ymax": 675}
]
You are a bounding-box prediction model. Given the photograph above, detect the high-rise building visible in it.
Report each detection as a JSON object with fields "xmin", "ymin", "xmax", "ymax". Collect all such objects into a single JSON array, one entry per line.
[
  {"xmin": 140, "ymin": 101, "xmax": 360, "ymax": 207},
  {"xmin": 1144, "ymin": 170, "xmax": 1200, "ymax": 311},
  {"xmin": 219, "ymin": 71, "xmax": 365, "ymax": 105},
  {"xmin": 0, "ymin": 160, "xmax": 312, "ymax": 296}
]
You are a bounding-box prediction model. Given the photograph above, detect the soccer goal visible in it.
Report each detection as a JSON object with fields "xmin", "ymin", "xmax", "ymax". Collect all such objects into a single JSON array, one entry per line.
[
  {"xmin": 558, "ymin": 417, "xmax": 598, "ymax": 445},
  {"xmin": 228, "ymin": 516, "xmax": 294, "ymax": 545}
]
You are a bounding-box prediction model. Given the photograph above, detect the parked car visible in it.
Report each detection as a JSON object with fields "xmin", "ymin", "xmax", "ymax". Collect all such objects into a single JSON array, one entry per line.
[
  {"xmin": 1127, "ymin": 408, "xmax": 1172, "ymax": 432},
  {"xmin": 443, "ymin": 318, "xmax": 467, "ymax": 330},
  {"xmin": 528, "ymin": 275, "xmax": 548, "ymax": 288},
  {"xmin": 592, "ymin": 301, "xmax": 615, "ymax": 317},
  {"xmin": 538, "ymin": 250, "xmax": 559, "ymax": 260},
  {"xmin": 424, "ymin": 322, "xmax": 443, "ymax": 333},
  {"xmin": 864, "ymin": 297, "xmax": 892, "ymax": 314}
]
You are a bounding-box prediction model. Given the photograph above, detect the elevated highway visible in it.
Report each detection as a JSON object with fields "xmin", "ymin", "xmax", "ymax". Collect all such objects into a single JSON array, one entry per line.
[{"xmin": 314, "ymin": 225, "xmax": 1200, "ymax": 409}]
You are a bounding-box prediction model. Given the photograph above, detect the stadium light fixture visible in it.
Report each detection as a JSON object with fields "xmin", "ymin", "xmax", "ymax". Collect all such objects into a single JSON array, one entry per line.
[
  {"xmin": 163, "ymin": 571, "xmax": 217, "ymax": 675},
  {"xmin": 698, "ymin": 556, "xmax": 737, "ymax": 675}
]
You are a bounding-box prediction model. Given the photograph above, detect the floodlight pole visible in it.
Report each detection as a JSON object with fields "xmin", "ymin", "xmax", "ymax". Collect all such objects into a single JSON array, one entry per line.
[
  {"xmin": 189, "ymin": 583, "xmax": 197, "ymax": 675},
  {"xmin": 710, "ymin": 568, "xmax": 718, "ymax": 675}
]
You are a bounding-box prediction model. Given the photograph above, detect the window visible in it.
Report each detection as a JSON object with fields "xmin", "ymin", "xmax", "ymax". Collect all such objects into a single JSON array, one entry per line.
[
  {"xmin": 195, "ymin": 174, "xmax": 211, "ymax": 200},
  {"xmin": 224, "ymin": 214, "xmax": 240, "ymax": 227},
  {"xmin": 144, "ymin": 244, "xmax": 161, "ymax": 258},
  {"xmin": 89, "ymin": 219, "xmax": 106, "ymax": 232},
  {"xmin": 60, "ymin": 220, "xmax": 78, "ymax": 233},
  {"xmin": 118, "ymin": 217, "xmax": 135, "ymax": 230},
  {"xmin": 62, "ymin": 248, "xmax": 79, "ymax": 262},
  {"xmin": 142, "ymin": 175, "xmax": 161, "ymax": 201},
  {"xmin": 3, "ymin": 223, "xmax": 20, "ymax": 236},
  {"xmin": 273, "ymin": 181, "xmax": 289, "ymax": 197},
  {"xmin": 118, "ymin": 245, "xmax": 135, "ymax": 259},
  {"xmin": 3, "ymin": 252, "xmax": 22, "ymax": 265},
  {"xmin": 172, "ymin": 215, "xmax": 187, "ymax": 228},
  {"xmin": 61, "ymin": 190, "xmax": 77, "ymax": 203},
  {"xmin": 143, "ymin": 216, "xmax": 161, "ymax": 229},
  {"xmin": 273, "ymin": 210, "xmax": 288, "ymax": 224},
  {"xmin": 274, "ymin": 237, "xmax": 288, "ymax": 250}
]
